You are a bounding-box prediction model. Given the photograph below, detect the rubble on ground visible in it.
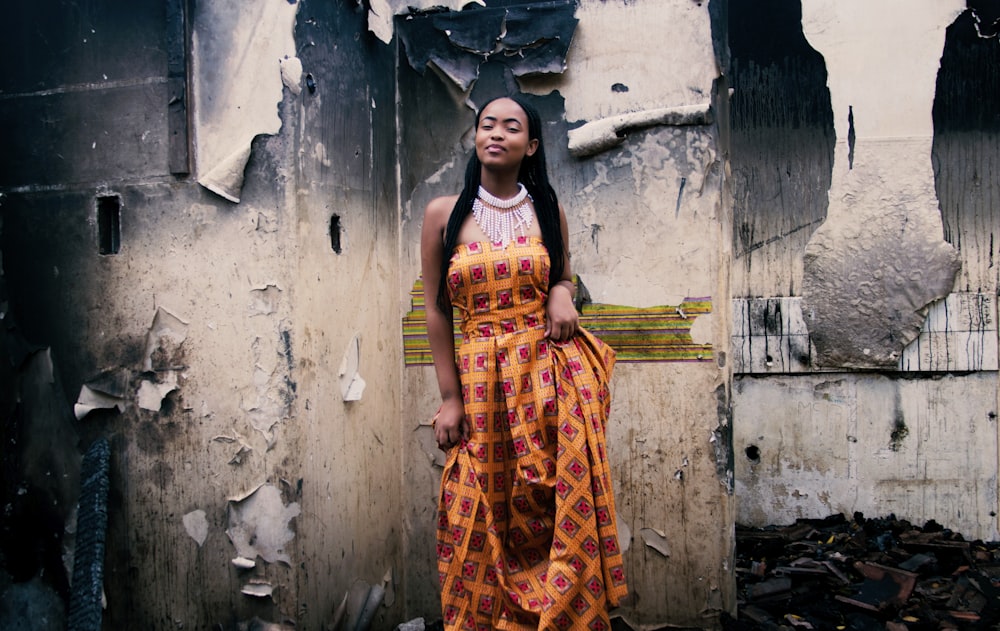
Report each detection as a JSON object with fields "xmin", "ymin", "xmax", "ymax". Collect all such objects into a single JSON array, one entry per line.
[{"xmin": 724, "ymin": 513, "xmax": 1000, "ymax": 630}]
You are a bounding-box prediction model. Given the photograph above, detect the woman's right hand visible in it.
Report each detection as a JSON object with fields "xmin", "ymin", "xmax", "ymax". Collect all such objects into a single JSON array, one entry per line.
[{"xmin": 434, "ymin": 397, "xmax": 468, "ymax": 451}]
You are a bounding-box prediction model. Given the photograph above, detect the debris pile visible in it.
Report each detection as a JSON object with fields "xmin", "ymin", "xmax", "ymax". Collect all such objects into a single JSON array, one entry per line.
[{"xmin": 724, "ymin": 514, "xmax": 1000, "ymax": 630}]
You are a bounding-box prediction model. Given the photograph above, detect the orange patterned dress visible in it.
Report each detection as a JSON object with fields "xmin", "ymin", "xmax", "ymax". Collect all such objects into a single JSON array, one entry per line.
[{"xmin": 436, "ymin": 236, "xmax": 627, "ymax": 631}]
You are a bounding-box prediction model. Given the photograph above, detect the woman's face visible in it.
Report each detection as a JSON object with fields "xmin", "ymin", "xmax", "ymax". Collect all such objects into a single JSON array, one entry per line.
[{"xmin": 475, "ymin": 98, "xmax": 539, "ymax": 173}]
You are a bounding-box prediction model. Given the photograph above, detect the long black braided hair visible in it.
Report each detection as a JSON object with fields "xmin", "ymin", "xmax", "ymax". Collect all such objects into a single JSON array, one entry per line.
[{"xmin": 436, "ymin": 95, "xmax": 566, "ymax": 311}]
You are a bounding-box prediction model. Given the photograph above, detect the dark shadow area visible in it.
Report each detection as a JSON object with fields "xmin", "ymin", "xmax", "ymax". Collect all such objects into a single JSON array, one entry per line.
[
  {"xmin": 723, "ymin": 514, "xmax": 1000, "ymax": 630},
  {"xmin": 728, "ymin": 0, "xmax": 835, "ymax": 295},
  {"xmin": 932, "ymin": 1, "xmax": 1000, "ymax": 292}
]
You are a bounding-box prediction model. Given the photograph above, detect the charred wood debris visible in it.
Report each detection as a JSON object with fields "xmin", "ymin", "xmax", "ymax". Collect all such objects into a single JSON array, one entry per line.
[{"xmin": 723, "ymin": 513, "xmax": 1000, "ymax": 631}]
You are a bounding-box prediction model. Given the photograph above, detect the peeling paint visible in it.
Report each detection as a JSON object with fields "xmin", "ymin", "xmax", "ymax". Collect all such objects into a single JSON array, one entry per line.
[
  {"xmin": 182, "ymin": 509, "xmax": 208, "ymax": 547},
  {"xmin": 567, "ymin": 103, "xmax": 712, "ymax": 157},
  {"xmin": 141, "ymin": 329, "xmax": 184, "ymax": 413},
  {"xmin": 549, "ymin": 1, "xmax": 716, "ymax": 123},
  {"xmin": 334, "ymin": 578, "xmax": 388, "ymax": 631},
  {"xmin": 339, "ymin": 334, "xmax": 366, "ymax": 402},
  {"xmin": 240, "ymin": 580, "xmax": 273, "ymax": 599},
  {"xmin": 249, "ymin": 284, "xmax": 282, "ymax": 317},
  {"xmin": 640, "ymin": 527, "xmax": 671, "ymax": 558},
  {"xmin": 232, "ymin": 556, "xmax": 256, "ymax": 570},
  {"xmin": 799, "ymin": 0, "xmax": 964, "ymax": 368},
  {"xmin": 74, "ymin": 369, "xmax": 128, "ymax": 419},
  {"xmin": 243, "ymin": 328, "xmax": 296, "ymax": 446},
  {"xmin": 278, "ymin": 56, "xmax": 302, "ymax": 95},
  {"xmin": 212, "ymin": 431, "xmax": 254, "ymax": 465},
  {"xmin": 143, "ymin": 307, "xmax": 188, "ymax": 372},
  {"xmin": 137, "ymin": 371, "xmax": 179, "ymax": 412},
  {"xmin": 192, "ymin": 0, "xmax": 298, "ymax": 202},
  {"xmin": 367, "ymin": 0, "xmax": 482, "ymax": 44},
  {"xmin": 226, "ymin": 483, "xmax": 300, "ymax": 566},
  {"xmin": 398, "ymin": 2, "xmax": 577, "ymax": 100}
]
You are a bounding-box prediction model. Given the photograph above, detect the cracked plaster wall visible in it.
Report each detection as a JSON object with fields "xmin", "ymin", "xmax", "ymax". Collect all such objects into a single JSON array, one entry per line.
[{"xmin": 398, "ymin": 1, "xmax": 734, "ymax": 627}]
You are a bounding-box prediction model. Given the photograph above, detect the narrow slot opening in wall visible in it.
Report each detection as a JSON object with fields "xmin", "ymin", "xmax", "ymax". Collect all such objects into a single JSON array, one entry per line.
[
  {"xmin": 330, "ymin": 214, "xmax": 342, "ymax": 254},
  {"xmin": 98, "ymin": 195, "xmax": 121, "ymax": 255}
]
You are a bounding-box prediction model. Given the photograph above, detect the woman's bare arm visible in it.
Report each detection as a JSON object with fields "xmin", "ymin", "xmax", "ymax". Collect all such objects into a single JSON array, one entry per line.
[{"xmin": 420, "ymin": 195, "xmax": 468, "ymax": 449}]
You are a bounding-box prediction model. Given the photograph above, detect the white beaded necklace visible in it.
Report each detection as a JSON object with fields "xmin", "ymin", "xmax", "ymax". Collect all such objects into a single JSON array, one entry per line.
[{"xmin": 472, "ymin": 183, "xmax": 533, "ymax": 248}]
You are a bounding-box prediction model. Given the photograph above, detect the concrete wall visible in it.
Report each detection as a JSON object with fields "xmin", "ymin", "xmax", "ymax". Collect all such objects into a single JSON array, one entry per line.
[{"xmin": 730, "ymin": 0, "xmax": 1000, "ymax": 542}]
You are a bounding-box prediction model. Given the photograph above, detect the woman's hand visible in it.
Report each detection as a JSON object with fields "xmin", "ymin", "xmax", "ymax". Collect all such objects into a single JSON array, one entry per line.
[
  {"xmin": 434, "ymin": 396, "xmax": 468, "ymax": 451},
  {"xmin": 545, "ymin": 282, "xmax": 578, "ymax": 342}
]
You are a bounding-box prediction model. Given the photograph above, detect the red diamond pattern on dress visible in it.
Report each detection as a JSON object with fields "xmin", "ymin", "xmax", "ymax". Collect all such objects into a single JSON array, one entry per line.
[
  {"xmin": 566, "ymin": 457, "xmax": 586, "ymax": 479},
  {"xmin": 559, "ymin": 516, "xmax": 580, "ymax": 538},
  {"xmin": 585, "ymin": 576, "xmax": 604, "ymax": 598},
  {"xmin": 553, "ymin": 611, "xmax": 573, "ymax": 630},
  {"xmin": 574, "ymin": 497, "xmax": 594, "ymax": 518}
]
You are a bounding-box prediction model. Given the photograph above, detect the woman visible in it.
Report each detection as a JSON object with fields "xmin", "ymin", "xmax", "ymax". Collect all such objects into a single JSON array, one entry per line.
[{"xmin": 420, "ymin": 95, "xmax": 627, "ymax": 631}]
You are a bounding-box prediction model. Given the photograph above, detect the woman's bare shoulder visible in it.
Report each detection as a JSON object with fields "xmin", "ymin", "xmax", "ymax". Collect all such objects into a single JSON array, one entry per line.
[
  {"xmin": 423, "ymin": 194, "xmax": 460, "ymax": 233},
  {"xmin": 426, "ymin": 194, "xmax": 460, "ymax": 215}
]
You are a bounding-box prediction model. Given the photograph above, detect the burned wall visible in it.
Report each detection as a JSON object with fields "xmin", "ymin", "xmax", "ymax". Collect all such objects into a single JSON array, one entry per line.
[
  {"xmin": 799, "ymin": 1, "xmax": 962, "ymax": 369},
  {"xmin": 730, "ymin": 0, "xmax": 1000, "ymax": 542},
  {"xmin": 289, "ymin": 1, "xmax": 403, "ymax": 627},
  {"xmin": 0, "ymin": 0, "xmax": 403, "ymax": 629},
  {"xmin": 933, "ymin": 2, "xmax": 1000, "ymax": 293},
  {"xmin": 0, "ymin": 0, "xmax": 172, "ymax": 189},
  {"xmin": 729, "ymin": 0, "xmax": 835, "ymax": 298},
  {"xmin": 0, "ymin": 3, "xmax": 172, "ymax": 620}
]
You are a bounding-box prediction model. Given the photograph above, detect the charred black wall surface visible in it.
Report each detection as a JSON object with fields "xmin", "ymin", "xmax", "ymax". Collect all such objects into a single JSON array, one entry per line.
[
  {"xmin": 0, "ymin": 0, "xmax": 171, "ymax": 187},
  {"xmin": 932, "ymin": 1, "xmax": 1000, "ymax": 292},
  {"xmin": 728, "ymin": 0, "xmax": 835, "ymax": 296},
  {"xmin": 297, "ymin": 0, "xmax": 397, "ymax": 201},
  {"xmin": 1, "ymin": 0, "xmax": 401, "ymax": 627},
  {"xmin": 0, "ymin": 0, "xmax": 180, "ymax": 389},
  {"xmin": 0, "ymin": 0, "xmax": 185, "ymax": 624},
  {"xmin": 396, "ymin": 0, "xmax": 580, "ymax": 202}
]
